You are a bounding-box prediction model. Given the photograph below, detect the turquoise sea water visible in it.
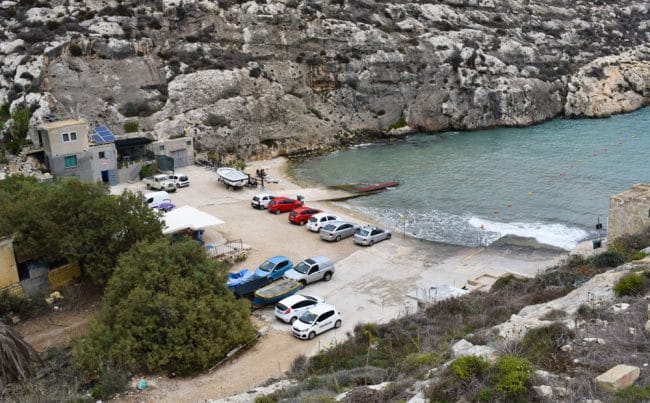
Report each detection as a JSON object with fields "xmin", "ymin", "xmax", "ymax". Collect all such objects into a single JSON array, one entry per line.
[{"xmin": 292, "ymin": 108, "xmax": 649, "ymax": 250}]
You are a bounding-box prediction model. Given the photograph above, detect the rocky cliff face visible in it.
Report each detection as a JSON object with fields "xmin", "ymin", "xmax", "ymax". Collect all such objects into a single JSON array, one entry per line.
[{"xmin": 1, "ymin": 0, "xmax": 649, "ymax": 159}]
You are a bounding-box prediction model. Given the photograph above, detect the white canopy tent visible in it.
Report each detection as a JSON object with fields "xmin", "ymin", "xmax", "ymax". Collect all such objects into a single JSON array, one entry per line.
[{"xmin": 162, "ymin": 206, "xmax": 224, "ymax": 235}]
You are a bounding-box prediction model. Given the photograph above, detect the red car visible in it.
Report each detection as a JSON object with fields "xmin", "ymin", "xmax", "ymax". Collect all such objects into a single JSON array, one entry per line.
[
  {"xmin": 267, "ymin": 197, "xmax": 302, "ymax": 215},
  {"xmin": 289, "ymin": 207, "xmax": 322, "ymax": 225}
]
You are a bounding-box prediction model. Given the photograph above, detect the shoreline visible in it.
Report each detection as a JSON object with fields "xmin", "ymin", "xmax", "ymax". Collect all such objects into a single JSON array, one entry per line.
[
  {"xmin": 282, "ymin": 156, "xmax": 588, "ymax": 254},
  {"xmin": 114, "ymin": 159, "xmax": 571, "ymax": 402}
]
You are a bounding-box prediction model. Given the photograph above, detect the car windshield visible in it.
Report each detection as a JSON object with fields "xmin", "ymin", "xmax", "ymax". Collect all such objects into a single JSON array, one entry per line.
[
  {"xmin": 356, "ymin": 229, "xmax": 369, "ymax": 237},
  {"xmin": 258, "ymin": 261, "xmax": 275, "ymax": 272},
  {"xmin": 323, "ymin": 224, "xmax": 336, "ymax": 232},
  {"xmin": 276, "ymin": 303, "xmax": 288, "ymax": 311},
  {"xmin": 179, "ymin": 176, "xmax": 188, "ymax": 181},
  {"xmin": 294, "ymin": 261, "xmax": 310, "ymax": 274},
  {"xmin": 308, "ymin": 216, "xmax": 318, "ymax": 222},
  {"xmin": 299, "ymin": 311, "xmax": 317, "ymax": 324},
  {"xmin": 253, "ymin": 196, "xmax": 259, "ymax": 201}
]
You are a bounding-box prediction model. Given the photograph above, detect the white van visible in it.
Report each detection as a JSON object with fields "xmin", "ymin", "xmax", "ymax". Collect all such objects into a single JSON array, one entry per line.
[{"xmin": 143, "ymin": 191, "xmax": 171, "ymax": 208}]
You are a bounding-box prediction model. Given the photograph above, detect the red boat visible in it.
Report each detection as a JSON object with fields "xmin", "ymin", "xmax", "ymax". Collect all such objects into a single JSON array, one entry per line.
[{"xmin": 353, "ymin": 180, "xmax": 399, "ymax": 193}]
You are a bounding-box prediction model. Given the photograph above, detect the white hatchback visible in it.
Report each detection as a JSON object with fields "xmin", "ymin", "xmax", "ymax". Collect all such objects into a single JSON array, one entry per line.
[
  {"xmin": 274, "ymin": 294, "xmax": 324, "ymax": 324},
  {"xmin": 251, "ymin": 193, "xmax": 275, "ymax": 209},
  {"xmin": 306, "ymin": 212, "xmax": 341, "ymax": 232},
  {"xmin": 292, "ymin": 303, "xmax": 342, "ymax": 340}
]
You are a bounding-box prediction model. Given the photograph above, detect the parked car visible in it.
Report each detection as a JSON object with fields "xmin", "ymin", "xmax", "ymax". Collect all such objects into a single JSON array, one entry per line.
[
  {"xmin": 254, "ymin": 255, "xmax": 294, "ymax": 281},
  {"xmin": 306, "ymin": 213, "xmax": 341, "ymax": 232},
  {"xmin": 292, "ymin": 303, "xmax": 342, "ymax": 340},
  {"xmin": 144, "ymin": 174, "xmax": 176, "ymax": 192},
  {"xmin": 168, "ymin": 173, "xmax": 190, "ymax": 188},
  {"xmin": 353, "ymin": 225, "xmax": 392, "ymax": 246},
  {"xmin": 155, "ymin": 201, "xmax": 176, "ymax": 212},
  {"xmin": 320, "ymin": 221, "xmax": 361, "ymax": 242},
  {"xmin": 143, "ymin": 191, "xmax": 171, "ymax": 209},
  {"xmin": 289, "ymin": 207, "xmax": 322, "ymax": 225},
  {"xmin": 251, "ymin": 193, "xmax": 275, "ymax": 209},
  {"xmin": 284, "ymin": 256, "xmax": 335, "ymax": 286},
  {"xmin": 274, "ymin": 294, "xmax": 324, "ymax": 324},
  {"xmin": 267, "ymin": 197, "xmax": 302, "ymax": 215}
]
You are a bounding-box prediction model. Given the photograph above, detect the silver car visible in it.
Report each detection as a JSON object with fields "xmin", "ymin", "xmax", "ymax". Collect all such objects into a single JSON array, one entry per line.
[
  {"xmin": 319, "ymin": 221, "xmax": 360, "ymax": 242},
  {"xmin": 284, "ymin": 256, "xmax": 335, "ymax": 285},
  {"xmin": 353, "ymin": 225, "xmax": 392, "ymax": 246}
]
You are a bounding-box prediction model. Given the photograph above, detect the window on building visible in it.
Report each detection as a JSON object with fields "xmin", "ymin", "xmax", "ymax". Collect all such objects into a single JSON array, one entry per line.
[
  {"xmin": 159, "ymin": 145, "xmax": 165, "ymax": 150},
  {"xmin": 99, "ymin": 151, "xmax": 106, "ymax": 159},
  {"xmin": 186, "ymin": 140, "xmax": 192, "ymax": 145},
  {"xmin": 64, "ymin": 155, "xmax": 77, "ymax": 168},
  {"xmin": 62, "ymin": 132, "xmax": 78, "ymax": 142}
]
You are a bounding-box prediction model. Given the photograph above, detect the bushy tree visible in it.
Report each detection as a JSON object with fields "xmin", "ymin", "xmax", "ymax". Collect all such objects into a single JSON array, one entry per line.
[
  {"xmin": 74, "ymin": 239, "xmax": 256, "ymax": 376},
  {"xmin": 0, "ymin": 176, "xmax": 163, "ymax": 283}
]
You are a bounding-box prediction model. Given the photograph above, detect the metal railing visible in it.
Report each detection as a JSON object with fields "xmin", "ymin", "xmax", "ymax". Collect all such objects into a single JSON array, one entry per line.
[{"xmin": 206, "ymin": 239, "xmax": 244, "ymax": 259}]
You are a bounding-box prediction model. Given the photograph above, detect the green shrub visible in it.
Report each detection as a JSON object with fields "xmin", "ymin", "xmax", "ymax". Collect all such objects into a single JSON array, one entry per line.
[
  {"xmin": 495, "ymin": 356, "xmax": 533, "ymax": 397},
  {"xmin": 123, "ymin": 120, "xmax": 139, "ymax": 133},
  {"xmin": 90, "ymin": 363, "xmax": 128, "ymax": 400},
  {"xmin": 615, "ymin": 385, "xmax": 650, "ymax": 403},
  {"xmin": 451, "ymin": 355, "xmax": 489, "ymax": 381},
  {"xmin": 521, "ymin": 323, "xmax": 573, "ymax": 369},
  {"xmin": 0, "ymin": 289, "xmax": 48, "ymax": 322},
  {"xmin": 254, "ymin": 396, "xmax": 277, "ymax": 403},
  {"xmin": 387, "ymin": 117, "xmax": 407, "ymax": 131},
  {"xmin": 591, "ymin": 250, "xmax": 625, "ymax": 268},
  {"xmin": 73, "ymin": 239, "xmax": 256, "ymax": 376},
  {"xmin": 69, "ymin": 42, "xmax": 83, "ymax": 56},
  {"xmin": 629, "ymin": 251, "xmax": 647, "ymax": 261},
  {"xmin": 576, "ymin": 303, "xmax": 600, "ymax": 319},
  {"xmin": 613, "ymin": 272, "xmax": 647, "ymax": 297}
]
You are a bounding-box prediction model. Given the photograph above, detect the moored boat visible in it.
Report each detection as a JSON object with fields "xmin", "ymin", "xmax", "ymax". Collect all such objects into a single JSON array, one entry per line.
[{"xmin": 252, "ymin": 278, "xmax": 303, "ymax": 308}]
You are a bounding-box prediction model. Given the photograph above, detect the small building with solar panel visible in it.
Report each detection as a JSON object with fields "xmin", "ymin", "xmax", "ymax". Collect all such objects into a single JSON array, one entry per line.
[{"xmin": 35, "ymin": 119, "xmax": 119, "ymax": 185}]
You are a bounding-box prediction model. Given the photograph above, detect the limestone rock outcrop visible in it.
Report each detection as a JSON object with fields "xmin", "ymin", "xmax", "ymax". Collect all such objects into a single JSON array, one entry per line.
[{"xmin": 0, "ymin": 0, "xmax": 648, "ymax": 158}]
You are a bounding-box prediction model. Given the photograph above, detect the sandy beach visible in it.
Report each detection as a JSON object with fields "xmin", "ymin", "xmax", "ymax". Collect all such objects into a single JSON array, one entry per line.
[{"xmin": 113, "ymin": 157, "xmax": 568, "ymax": 402}]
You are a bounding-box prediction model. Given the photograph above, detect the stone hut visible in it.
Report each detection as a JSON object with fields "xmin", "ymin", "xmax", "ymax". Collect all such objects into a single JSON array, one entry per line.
[{"xmin": 608, "ymin": 183, "xmax": 650, "ymax": 240}]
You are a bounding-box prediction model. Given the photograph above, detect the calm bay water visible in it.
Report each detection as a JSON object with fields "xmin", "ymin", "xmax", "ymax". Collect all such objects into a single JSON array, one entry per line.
[{"xmin": 292, "ymin": 108, "xmax": 649, "ymax": 250}]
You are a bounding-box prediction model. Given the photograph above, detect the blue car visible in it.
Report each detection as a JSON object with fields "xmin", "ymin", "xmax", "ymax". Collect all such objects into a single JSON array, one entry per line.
[{"xmin": 254, "ymin": 256, "xmax": 293, "ymax": 281}]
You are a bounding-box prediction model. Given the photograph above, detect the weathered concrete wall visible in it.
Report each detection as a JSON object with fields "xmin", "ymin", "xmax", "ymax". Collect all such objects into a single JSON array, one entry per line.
[
  {"xmin": 0, "ymin": 237, "xmax": 19, "ymax": 289},
  {"xmin": 608, "ymin": 183, "xmax": 650, "ymax": 241}
]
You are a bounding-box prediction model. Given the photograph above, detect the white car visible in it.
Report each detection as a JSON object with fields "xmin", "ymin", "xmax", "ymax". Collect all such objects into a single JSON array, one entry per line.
[
  {"xmin": 306, "ymin": 212, "xmax": 341, "ymax": 232},
  {"xmin": 274, "ymin": 294, "xmax": 324, "ymax": 324},
  {"xmin": 251, "ymin": 193, "xmax": 275, "ymax": 209},
  {"xmin": 168, "ymin": 173, "xmax": 190, "ymax": 188},
  {"xmin": 292, "ymin": 303, "xmax": 342, "ymax": 340}
]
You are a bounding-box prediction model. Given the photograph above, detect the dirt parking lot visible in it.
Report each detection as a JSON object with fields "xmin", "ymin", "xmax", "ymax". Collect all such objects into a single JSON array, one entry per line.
[{"xmin": 112, "ymin": 159, "xmax": 565, "ymax": 402}]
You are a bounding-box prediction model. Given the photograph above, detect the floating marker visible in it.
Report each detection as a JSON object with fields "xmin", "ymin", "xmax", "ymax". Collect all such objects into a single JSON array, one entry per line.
[{"xmin": 528, "ymin": 192, "xmax": 533, "ymax": 196}]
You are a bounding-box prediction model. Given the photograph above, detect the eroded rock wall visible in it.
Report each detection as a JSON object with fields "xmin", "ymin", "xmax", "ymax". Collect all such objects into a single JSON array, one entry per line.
[{"xmin": 0, "ymin": 0, "xmax": 648, "ymax": 158}]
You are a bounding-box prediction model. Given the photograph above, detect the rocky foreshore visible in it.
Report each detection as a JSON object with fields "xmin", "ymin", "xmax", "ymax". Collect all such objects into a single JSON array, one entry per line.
[{"xmin": 0, "ymin": 0, "xmax": 648, "ymax": 159}]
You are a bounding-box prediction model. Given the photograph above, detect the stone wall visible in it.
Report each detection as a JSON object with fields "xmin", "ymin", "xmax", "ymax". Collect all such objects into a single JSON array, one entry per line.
[{"xmin": 608, "ymin": 183, "xmax": 650, "ymax": 241}]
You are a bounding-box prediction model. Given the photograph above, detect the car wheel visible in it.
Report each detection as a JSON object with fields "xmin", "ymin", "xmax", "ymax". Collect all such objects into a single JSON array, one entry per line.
[
  {"xmin": 146, "ymin": 184, "xmax": 151, "ymax": 189},
  {"xmin": 308, "ymin": 332, "xmax": 316, "ymax": 340},
  {"xmin": 323, "ymin": 272, "xmax": 332, "ymax": 281},
  {"xmin": 317, "ymin": 227, "xmax": 321, "ymax": 233},
  {"xmin": 299, "ymin": 280, "xmax": 307, "ymax": 287},
  {"xmin": 290, "ymin": 317, "xmax": 297, "ymax": 324},
  {"xmin": 300, "ymin": 220, "xmax": 305, "ymax": 225},
  {"xmin": 335, "ymin": 320, "xmax": 342, "ymax": 329},
  {"xmin": 275, "ymin": 210, "xmax": 280, "ymax": 215},
  {"xmin": 370, "ymin": 240, "xmax": 375, "ymax": 246},
  {"xmin": 387, "ymin": 233, "xmax": 392, "ymax": 240},
  {"xmin": 335, "ymin": 235, "xmax": 341, "ymax": 242}
]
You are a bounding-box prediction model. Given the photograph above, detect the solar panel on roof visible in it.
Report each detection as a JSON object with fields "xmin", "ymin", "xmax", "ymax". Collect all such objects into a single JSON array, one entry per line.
[{"xmin": 92, "ymin": 126, "xmax": 116, "ymax": 144}]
